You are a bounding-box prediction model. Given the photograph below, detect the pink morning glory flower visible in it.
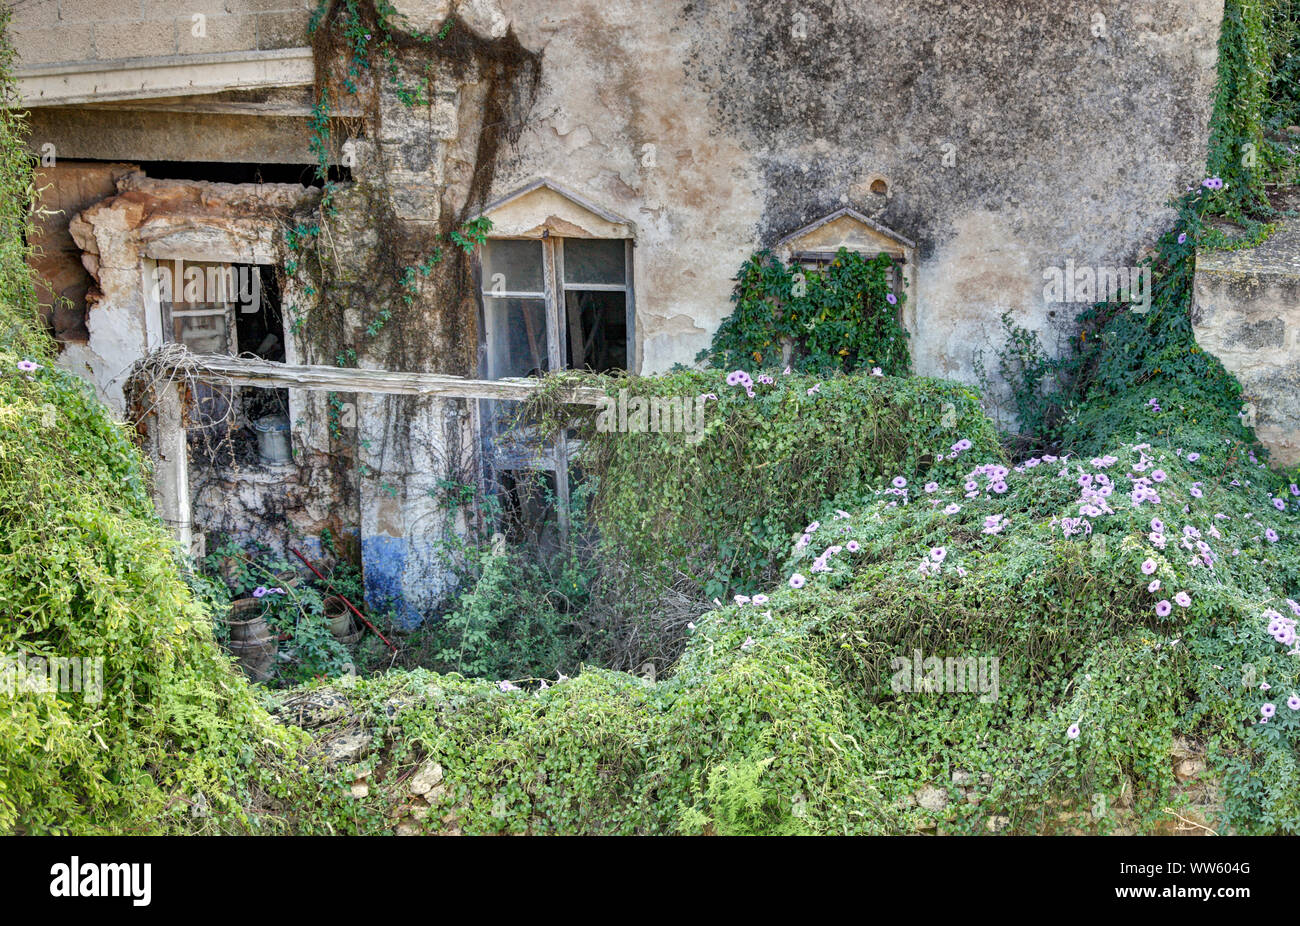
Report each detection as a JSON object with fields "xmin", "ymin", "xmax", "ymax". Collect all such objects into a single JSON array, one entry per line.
[
  {"xmin": 846, "ymin": 540, "xmax": 860, "ymax": 553},
  {"xmin": 1260, "ymin": 703, "xmax": 1276, "ymax": 719},
  {"xmin": 1155, "ymin": 600, "xmax": 1172, "ymax": 617},
  {"xmin": 788, "ymin": 573, "xmax": 806, "ymax": 589},
  {"xmin": 1148, "ymin": 579, "xmax": 1161, "ymax": 593},
  {"xmin": 1288, "ymin": 695, "xmax": 1300, "ymax": 711},
  {"xmin": 930, "ymin": 547, "xmax": 947, "ymax": 563},
  {"xmin": 1067, "ymin": 724, "xmax": 1080, "ymax": 740},
  {"xmin": 16, "ymin": 360, "xmax": 39, "ymax": 372},
  {"xmin": 1174, "ymin": 591, "xmax": 1191, "ymax": 608},
  {"xmin": 1141, "ymin": 559, "xmax": 1157, "ymax": 575}
]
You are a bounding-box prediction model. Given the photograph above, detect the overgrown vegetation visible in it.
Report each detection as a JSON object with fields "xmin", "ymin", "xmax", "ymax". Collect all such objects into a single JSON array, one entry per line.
[
  {"xmin": 4, "ymin": 0, "xmax": 1300, "ymax": 837},
  {"xmin": 991, "ymin": 0, "xmax": 1300, "ymax": 459},
  {"xmin": 699, "ymin": 248, "xmax": 909, "ymax": 375}
]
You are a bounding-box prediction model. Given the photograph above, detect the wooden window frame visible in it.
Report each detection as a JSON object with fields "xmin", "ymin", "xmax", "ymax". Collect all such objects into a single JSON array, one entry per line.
[{"xmin": 476, "ymin": 235, "xmax": 635, "ymax": 544}]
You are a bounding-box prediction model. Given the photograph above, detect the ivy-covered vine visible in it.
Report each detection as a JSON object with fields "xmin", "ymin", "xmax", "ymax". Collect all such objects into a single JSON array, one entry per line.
[{"xmin": 699, "ymin": 247, "xmax": 909, "ymax": 376}]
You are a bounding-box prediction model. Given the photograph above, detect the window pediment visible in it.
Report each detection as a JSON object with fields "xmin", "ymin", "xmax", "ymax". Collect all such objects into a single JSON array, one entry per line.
[
  {"xmin": 475, "ymin": 179, "xmax": 635, "ymax": 240},
  {"xmin": 774, "ymin": 207, "xmax": 914, "ymax": 261}
]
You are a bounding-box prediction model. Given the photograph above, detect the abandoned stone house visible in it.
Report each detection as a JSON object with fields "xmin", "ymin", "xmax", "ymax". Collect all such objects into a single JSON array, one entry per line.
[{"xmin": 12, "ymin": 0, "xmax": 1291, "ymax": 623}]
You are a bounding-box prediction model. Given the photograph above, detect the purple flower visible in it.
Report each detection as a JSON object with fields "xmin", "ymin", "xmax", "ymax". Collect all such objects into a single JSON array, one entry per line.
[
  {"xmin": 498, "ymin": 680, "xmax": 520, "ymax": 692},
  {"xmin": 1067, "ymin": 724, "xmax": 1080, "ymax": 740},
  {"xmin": 886, "ymin": 293, "xmax": 898, "ymax": 305},
  {"xmin": 725, "ymin": 370, "xmax": 745, "ymax": 386},
  {"xmin": 871, "ymin": 367, "xmax": 884, "ymax": 377},
  {"xmin": 1148, "ymin": 579, "xmax": 1161, "ymax": 593},
  {"xmin": 1260, "ymin": 702, "xmax": 1276, "ymax": 719},
  {"xmin": 846, "ymin": 540, "xmax": 860, "ymax": 553},
  {"xmin": 1155, "ymin": 600, "xmax": 1172, "ymax": 617},
  {"xmin": 1177, "ymin": 232, "xmax": 1187, "ymax": 244},
  {"xmin": 1186, "ymin": 452, "xmax": 1200, "ymax": 462},
  {"xmin": 1273, "ymin": 498, "xmax": 1286, "ymax": 512},
  {"xmin": 1189, "ymin": 485, "xmax": 1204, "ymax": 499},
  {"xmin": 788, "ymin": 573, "xmax": 807, "ymax": 589},
  {"xmin": 982, "ymin": 514, "xmax": 1008, "ymax": 535},
  {"xmin": 892, "ymin": 476, "xmax": 907, "ymax": 489},
  {"xmin": 753, "ymin": 594, "xmax": 769, "ymax": 606},
  {"xmin": 924, "ymin": 482, "xmax": 938, "ymax": 494},
  {"xmin": 807, "ymin": 383, "xmax": 821, "ymax": 395},
  {"xmin": 1288, "ymin": 695, "xmax": 1300, "ymax": 711},
  {"xmin": 741, "ymin": 636, "xmax": 756, "ymax": 651},
  {"xmin": 1174, "ymin": 591, "xmax": 1191, "ymax": 608},
  {"xmin": 930, "ymin": 546, "xmax": 947, "ymax": 563},
  {"xmin": 16, "ymin": 360, "xmax": 39, "ymax": 373},
  {"xmin": 1266, "ymin": 528, "xmax": 1280, "ymax": 543},
  {"xmin": 1151, "ymin": 470, "xmax": 1166, "ymax": 483},
  {"xmin": 252, "ymin": 586, "xmax": 269, "ymax": 598},
  {"xmin": 944, "ymin": 503, "xmax": 961, "ymax": 515},
  {"xmin": 733, "ymin": 594, "xmax": 751, "ymax": 605},
  {"xmin": 1141, "ymin": 558, "xmax": 1157, "ymax": 576}
]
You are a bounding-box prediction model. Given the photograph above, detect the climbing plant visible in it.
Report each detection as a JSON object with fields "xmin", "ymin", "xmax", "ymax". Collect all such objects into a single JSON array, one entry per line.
[{"xmin": 699, "ymin": 248, "xmax": 909, "ymax": 376}]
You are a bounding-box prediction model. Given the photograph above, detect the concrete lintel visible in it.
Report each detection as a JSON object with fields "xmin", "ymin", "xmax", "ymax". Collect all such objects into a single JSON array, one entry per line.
[{"xmin": 16, "ymin": 48, "xmax": 315, "ymax": 107}]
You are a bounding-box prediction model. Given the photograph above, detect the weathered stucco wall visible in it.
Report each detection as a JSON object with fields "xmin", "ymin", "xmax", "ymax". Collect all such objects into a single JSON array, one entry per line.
[
  {"xmin": 1193, "ymin": 211, "xmax": 1300, "ymax": 466},
  {"xmin": 482, "ymin": 0, "xmax": 1221, "ymax": 403}
]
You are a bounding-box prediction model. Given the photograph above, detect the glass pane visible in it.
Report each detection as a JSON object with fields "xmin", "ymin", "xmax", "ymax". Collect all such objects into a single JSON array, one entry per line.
[
  {"xmin": 482, "ymin": 296, "xmax": 548, "ymax": 380},
  {"xmin": 168, "ymin": 310, "xmax": 232, "ymax": 354},
  {"xmin": 565, "ymin": 290, "xmax": 627, "ymax": 373},
  {"xmin": 482, "ymin": 239, "xmax": 544, "ymax": 294},
  {"xmin": 562, "ymin": 238, "xmax": 625, "ymax": 286}
]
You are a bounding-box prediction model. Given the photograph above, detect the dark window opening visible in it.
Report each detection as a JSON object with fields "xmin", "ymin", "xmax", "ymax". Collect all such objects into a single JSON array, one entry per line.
[
  {"xmin": 62, "ymin": 157, "xmax": 349, "ymax": 187},
  {"xmin": 497, "ymin": 469, "xmax": 559, "ymax": 548},
  {"xmin": 564, "ymin": 290, "xmax": 627, "ymax": 373},
  {"xmin": 236, "ymin": 266, "xmax": 285, "ymax": 362}
]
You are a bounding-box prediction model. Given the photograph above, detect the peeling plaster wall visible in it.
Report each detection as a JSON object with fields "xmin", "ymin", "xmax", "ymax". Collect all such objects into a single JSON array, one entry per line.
[
  {"xmin": 481, "ymin": 0, "xmax": 1221, "ymax": 405},
  {"xmin": 1193, "ymin": 208, "xmax": 1300, "ymax": 466},
  {"xmin": 67, "ymin": 172, "xmax": 310, "ymax": 409},
  {"xmin": 64, "ymin": 173, "xmax": 353, "ymax": 559}
]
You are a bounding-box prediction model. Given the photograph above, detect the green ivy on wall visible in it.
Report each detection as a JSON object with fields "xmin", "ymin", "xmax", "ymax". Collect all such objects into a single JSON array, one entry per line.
[{"xmin": 699, "ymin": 247, "xmax": 909, "ymax": 376}]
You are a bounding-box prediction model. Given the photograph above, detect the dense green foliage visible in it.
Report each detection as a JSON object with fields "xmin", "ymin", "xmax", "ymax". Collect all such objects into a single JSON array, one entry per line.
[
  {"xmin": 700, "ymin": 248, "xmax": 909, "ymax": 375},
  {"xmin": 572, "ymin": 368, "xmax": 997, "ymax": 601},
  {"xmin": 315, "ymin": 437, "xmax": 1300, "ymax": 834},
  {"xmin": 3, "ymin": 0, "xmax": 1300, "ymax": 837}
]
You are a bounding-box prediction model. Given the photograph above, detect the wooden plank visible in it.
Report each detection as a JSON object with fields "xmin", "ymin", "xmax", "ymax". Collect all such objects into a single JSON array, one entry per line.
[{"xmin": 171, "ymin": 354, "xmax": 607, "ymax": 405}]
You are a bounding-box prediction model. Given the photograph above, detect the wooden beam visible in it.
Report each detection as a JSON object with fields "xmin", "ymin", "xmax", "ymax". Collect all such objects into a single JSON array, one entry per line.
[
  {"xmin": 17, "ymin": 48, "xmax": 314, "ymax": 108},
  {"xmin": 174, "ymin": 354, "xmax": 607, "ymax": 405}
]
